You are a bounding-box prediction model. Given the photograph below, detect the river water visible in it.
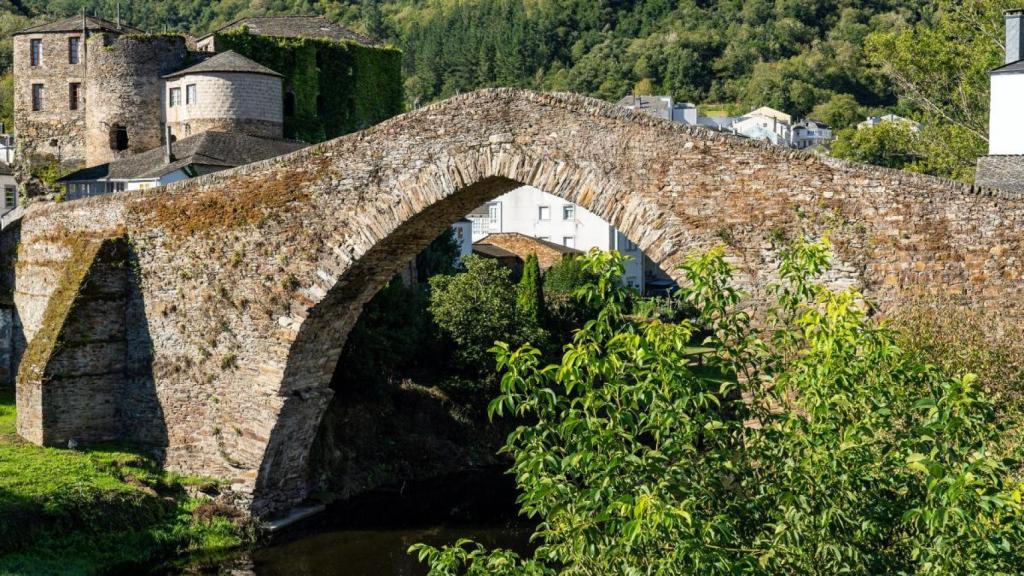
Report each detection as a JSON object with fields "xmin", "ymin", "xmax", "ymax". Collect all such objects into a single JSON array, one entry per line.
[
  {"xmin": 248, "ymin": 521, "xmax": 533, "ymax": 576},
  {"xmin": 183, "ymin": 467, "xmax": 532, "ymax": 576}
]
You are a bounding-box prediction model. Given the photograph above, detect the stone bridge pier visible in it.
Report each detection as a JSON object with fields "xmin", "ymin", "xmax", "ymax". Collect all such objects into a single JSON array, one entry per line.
[{"xmin": 9, "ymin": 89, "xmax": 1024, "ymax": 514}]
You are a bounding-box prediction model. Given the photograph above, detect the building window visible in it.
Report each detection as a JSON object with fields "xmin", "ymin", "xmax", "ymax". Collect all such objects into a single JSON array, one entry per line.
[
  {"xmin": 109, "ymin": 182, "xmax": 126, "ymax": 193},
  {"xmin": 186, "ymin": 84, "xmax": 196, "ymax": 105},
  {"xmin": 471, "ymin": 217, "xmax": 486, "ymax": 237},
  {"xmin": 168, "ymin": 87, "xmax": 182, "ymax": 107},
  {"xmin": 109, "ymin": 125, "xmax": 128, "ymax": 151},
  {"xmin": 538, "ymin": 206, "xmax": 550, "ymax": 221},
  {"xmin": 68, "ymin": 37, "xmax": 80, "ymax": 64},
  {"xmin": 31, "ymin": 84, "xmax": 43, "ymax": 111},
  {"xmin": 3, "ymin": 186, "xmax": 15, "ymax": 210},
  {"xmin": 30, "ymin": 39, "xmax": 42, "ymax": 66},
  {"xmin": 68, "ymin": 82, "xmax": 81, "ymax": 110},
  {"xmin": 562, "ymin": 205, "xmax": 574, "ymax": 220},
  {"xmin": 563, "ymin": 236, "xmax": 575, "ymax": 248},
  {"xmin": 624, "ymin": 238, "xmax": 638, "ymax": 252},
  {"xmin": 488, "ymin": 203, "xmax": 500, "ymax": 227}
]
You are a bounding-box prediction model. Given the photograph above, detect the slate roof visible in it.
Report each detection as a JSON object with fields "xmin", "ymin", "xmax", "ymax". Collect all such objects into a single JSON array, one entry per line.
[
  {"xmin": 200, "ymin": 16, "xmax": 379, "ymax": 46},
  {"xmin": 58, "ymin": 132, "xmax": 306, "ymax": 182},
  {"xmin": 991, "ymin": 59, "xmax": 1024, "ymax": 75},
  {"xmin": 14, "ymin": 15, "xmax": 142, "ymax": 36},
  {"xmin": 163, "ymin": 50, "xmax": 282, "ymax": 79}
]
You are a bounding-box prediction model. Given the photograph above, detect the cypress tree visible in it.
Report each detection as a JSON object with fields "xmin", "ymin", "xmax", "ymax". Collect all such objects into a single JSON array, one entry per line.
[{"xmin": 516, "ymin": 253, "xmax": 545, "ymax": 330}]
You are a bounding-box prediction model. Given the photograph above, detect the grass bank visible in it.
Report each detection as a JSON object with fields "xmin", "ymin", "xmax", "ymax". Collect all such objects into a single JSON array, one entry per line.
[{"xmin": 0, "ymin": 389, "xmax": 247, "ymax": 575}]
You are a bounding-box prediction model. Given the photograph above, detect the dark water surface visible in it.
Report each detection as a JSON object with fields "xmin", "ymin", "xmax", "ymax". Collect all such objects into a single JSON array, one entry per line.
[
  {"xmin": 249, "ymin": 521, "xmax": 533, "ymax": 576},
  {"xmin": 187, "ymin": 467, "xmax": 531, "ymax": 576}
]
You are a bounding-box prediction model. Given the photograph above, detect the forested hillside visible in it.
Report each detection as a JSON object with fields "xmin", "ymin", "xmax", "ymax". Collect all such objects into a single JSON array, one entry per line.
[{"xmin": 0, "ymin": 1, "xmax": 1013, "ymax": 180}]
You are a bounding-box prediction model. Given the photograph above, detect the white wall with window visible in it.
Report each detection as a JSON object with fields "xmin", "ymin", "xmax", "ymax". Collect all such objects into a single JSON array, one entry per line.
[
  {"xmin": 466, "ymin": 186, "xmax": 668, "ymax": 292},
  {"xmin": 0, "ymin": 173, "xmax": 16, "ymax": 215}
]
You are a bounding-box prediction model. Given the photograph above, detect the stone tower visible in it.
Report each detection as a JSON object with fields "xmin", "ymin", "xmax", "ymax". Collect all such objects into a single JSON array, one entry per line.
[
  {"xmin": 84, "ymin": 35, "xmax": 188, "ymax": 166},
  {"xmin": 11, "ymin": 16, "xmax": 140, "ymax": 169}
]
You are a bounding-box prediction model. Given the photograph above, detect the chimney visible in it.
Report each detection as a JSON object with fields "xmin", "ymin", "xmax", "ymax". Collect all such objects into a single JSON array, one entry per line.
[
  {"xmin": 1006, "ymin": 10, "xmax": 1024, "ymax": 64},
  {"xmin": 164, "ymin": 126, "xmax": 174, "ymax": 164}
]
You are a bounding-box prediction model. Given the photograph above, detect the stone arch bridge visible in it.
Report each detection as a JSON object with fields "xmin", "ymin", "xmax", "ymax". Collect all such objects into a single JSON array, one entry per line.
[{"xmin": 8, "ymin": 89, "xmax": 1024, "ymax": 514}]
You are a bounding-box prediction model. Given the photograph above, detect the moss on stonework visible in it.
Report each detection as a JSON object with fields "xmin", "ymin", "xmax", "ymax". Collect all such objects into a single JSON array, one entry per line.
[
  {"xmin": 17, "ymin": 236, "xmax": 125, "ymax": 386},
  {"xmin": 137, "ymin": 157, "xmax": 329, "ymax": 236}
]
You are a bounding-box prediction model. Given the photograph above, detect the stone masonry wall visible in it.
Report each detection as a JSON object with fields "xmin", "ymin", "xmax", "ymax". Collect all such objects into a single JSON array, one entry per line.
[
  {"xmin": 16, "ymin": 237, "xmax": 128, "ymax": 446},
  {"xmin": 478, "ymin": 232, "xmax": 578, "ymax": 270},
  {"xmin": 164, "ymin": 72, "xmax": 283, "ymax": 140},
  {"xmin": 13, "ymin": 33, "xmax": 88, "ymax": 168},
  {"xmin": 12, "ymin": 89, "xmax": 1024, "ymax": 515},
  {"xmin": 84, "ymin": 35, "xmax": 187, "ymax": 166}
]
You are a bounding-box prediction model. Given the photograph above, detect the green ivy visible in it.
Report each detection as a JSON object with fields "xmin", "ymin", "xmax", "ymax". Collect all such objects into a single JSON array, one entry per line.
[{"xmin": 213, "ymin": 29, "xmax": 403, "ymax": 143}]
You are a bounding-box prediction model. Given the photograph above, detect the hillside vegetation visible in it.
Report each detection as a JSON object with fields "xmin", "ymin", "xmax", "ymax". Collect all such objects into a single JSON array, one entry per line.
[{"xmin": 0, "ymin": 0, "xmax": 1014, "ymax": 179}]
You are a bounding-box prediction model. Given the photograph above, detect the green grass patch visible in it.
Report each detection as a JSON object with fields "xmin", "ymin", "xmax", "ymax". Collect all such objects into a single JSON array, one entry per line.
[{"xmin": 0, "ymin": 388, "xmax": 248, "ymax": 575}]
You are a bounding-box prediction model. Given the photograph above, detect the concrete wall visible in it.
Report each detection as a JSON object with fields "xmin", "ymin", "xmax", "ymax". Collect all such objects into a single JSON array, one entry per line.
[
  {"xmin": 11, "ymin": 89, "xmax": 1024, "ymax": 515},
  {"xmin": 164, "ymin": 72, "xmax": 283, "ymax": 140},
  {"xmin": 13, "ymin": 32, "xmax": 88, "ymax": 168},
  {"xmin": 989, "ymin": 73, "xmax": 1024, "ymax": 155}
]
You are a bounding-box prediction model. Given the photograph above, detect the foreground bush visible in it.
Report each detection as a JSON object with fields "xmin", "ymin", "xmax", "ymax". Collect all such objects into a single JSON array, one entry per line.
[{"xmin": 412, "ymin": 242, "xmax": 1024, "ymax": 575}]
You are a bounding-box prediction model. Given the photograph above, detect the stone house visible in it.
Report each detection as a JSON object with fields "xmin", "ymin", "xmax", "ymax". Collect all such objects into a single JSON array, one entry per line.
[
  {"xmin": 195, "ymin": 16, "xmax": 380, "ymax": 52},
  {"xmin": 472, "ymin": 232, "xmax": 581, "ymax": 278},
  {"xmin": 976, "ymin": 9, "xmax": 1024, "ymax": 194},
  {"xmin": 11, "ymin": 14, "xmax": 392, "ymax": 177},
  {"xmin": 12, "ymin": 15, "xmax": 147, "ymax": 169}
]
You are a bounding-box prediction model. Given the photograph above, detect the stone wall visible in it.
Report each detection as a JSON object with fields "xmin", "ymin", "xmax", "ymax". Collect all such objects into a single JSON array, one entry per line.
[
  {"xmin": 84, "ymin": 34, "xmax": 187, "ymax": 166},
  {"xmin": 164, "ymin": 72, "xmax": 283, "ymax": 140},
  {"xmin": 12, "ymin": 89, "xmax": 1024, "ymax": 515},
  {"xmin": 16, "ymin": 237, "xmax": 128, "ymax": 446},
  {"xmin": 477, "ymin": 232, "xmax": 577, "ymax": 270},
  {"xmin": 12, "ymin": 33, "xmax": 88, "ymax": 168}
]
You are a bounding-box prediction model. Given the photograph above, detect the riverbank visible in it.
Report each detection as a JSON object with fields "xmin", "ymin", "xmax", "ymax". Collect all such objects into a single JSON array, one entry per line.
[{"xmin": 0, "ymin": 389, "xmax": 248, "ymax": 575}]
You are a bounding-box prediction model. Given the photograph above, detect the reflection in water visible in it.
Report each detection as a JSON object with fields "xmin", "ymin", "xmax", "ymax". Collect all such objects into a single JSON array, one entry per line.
[{"xmin": 250, "ymin": 522, "xmax": 534, "ymax": 576}]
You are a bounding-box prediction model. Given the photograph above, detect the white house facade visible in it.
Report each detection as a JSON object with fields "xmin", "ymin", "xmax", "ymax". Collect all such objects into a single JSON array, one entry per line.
[
  {"xmin": 974, "ymin": 9, "xmax": 1024, "ymax": 194},
  {"xmin": 465, "ymin": 186, "xmax": 673, "ymax": 292}
]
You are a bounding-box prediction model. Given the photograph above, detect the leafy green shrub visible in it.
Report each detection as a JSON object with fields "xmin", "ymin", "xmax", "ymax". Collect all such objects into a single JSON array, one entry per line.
[
  {"xmin": 428, "ymin": 255, "xmax": 518, "ymax": 376},
  {"xmin": 412, "ymin": 242, "xmax": 1024, "ymax": 575}
]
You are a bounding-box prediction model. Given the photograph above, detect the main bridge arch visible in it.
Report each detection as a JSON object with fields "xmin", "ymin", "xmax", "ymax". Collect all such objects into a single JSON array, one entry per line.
[{"xmin": 12, "ymin": 89, "xmax": 1024, "ymax": 514}]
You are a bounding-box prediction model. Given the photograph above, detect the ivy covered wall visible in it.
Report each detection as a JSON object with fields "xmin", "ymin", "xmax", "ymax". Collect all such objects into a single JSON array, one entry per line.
[{"xmin": 213, "ymin": 30, "xmax": 403, "ymax": 143}]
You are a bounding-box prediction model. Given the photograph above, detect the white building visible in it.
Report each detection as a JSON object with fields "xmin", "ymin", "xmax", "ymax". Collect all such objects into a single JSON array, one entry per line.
[
  {"xmin": 0, "ymin": 134, "xmax": 14, "ymax": 165},
  {"xmin": 988, "ymin": 10, "xmax": 1024, "ymax": 156},
  {"xmin": 731, "ymin": 106, "xmax": 792, "ymax": 145},
  {"xmin": 790, "ymin": 120, "xmax": 833, "ymax": 150},
  {"xmin": 0, "ymin": 163, "xmax": 16, "ymax": 216},
  {"xmin": 465, "ymin": 186, "xmax": 673, "ymax": 293},
  {"xmin": 974, "ymin": 9, "xmax": 1024, "ymax": 194},
  {"xmin": 617, "ymin": 95, "xmax": 698, "ymax": 124},
  {"xmin": 857, "ymin": 114, "xmax": 920, "ymax": 132}
]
